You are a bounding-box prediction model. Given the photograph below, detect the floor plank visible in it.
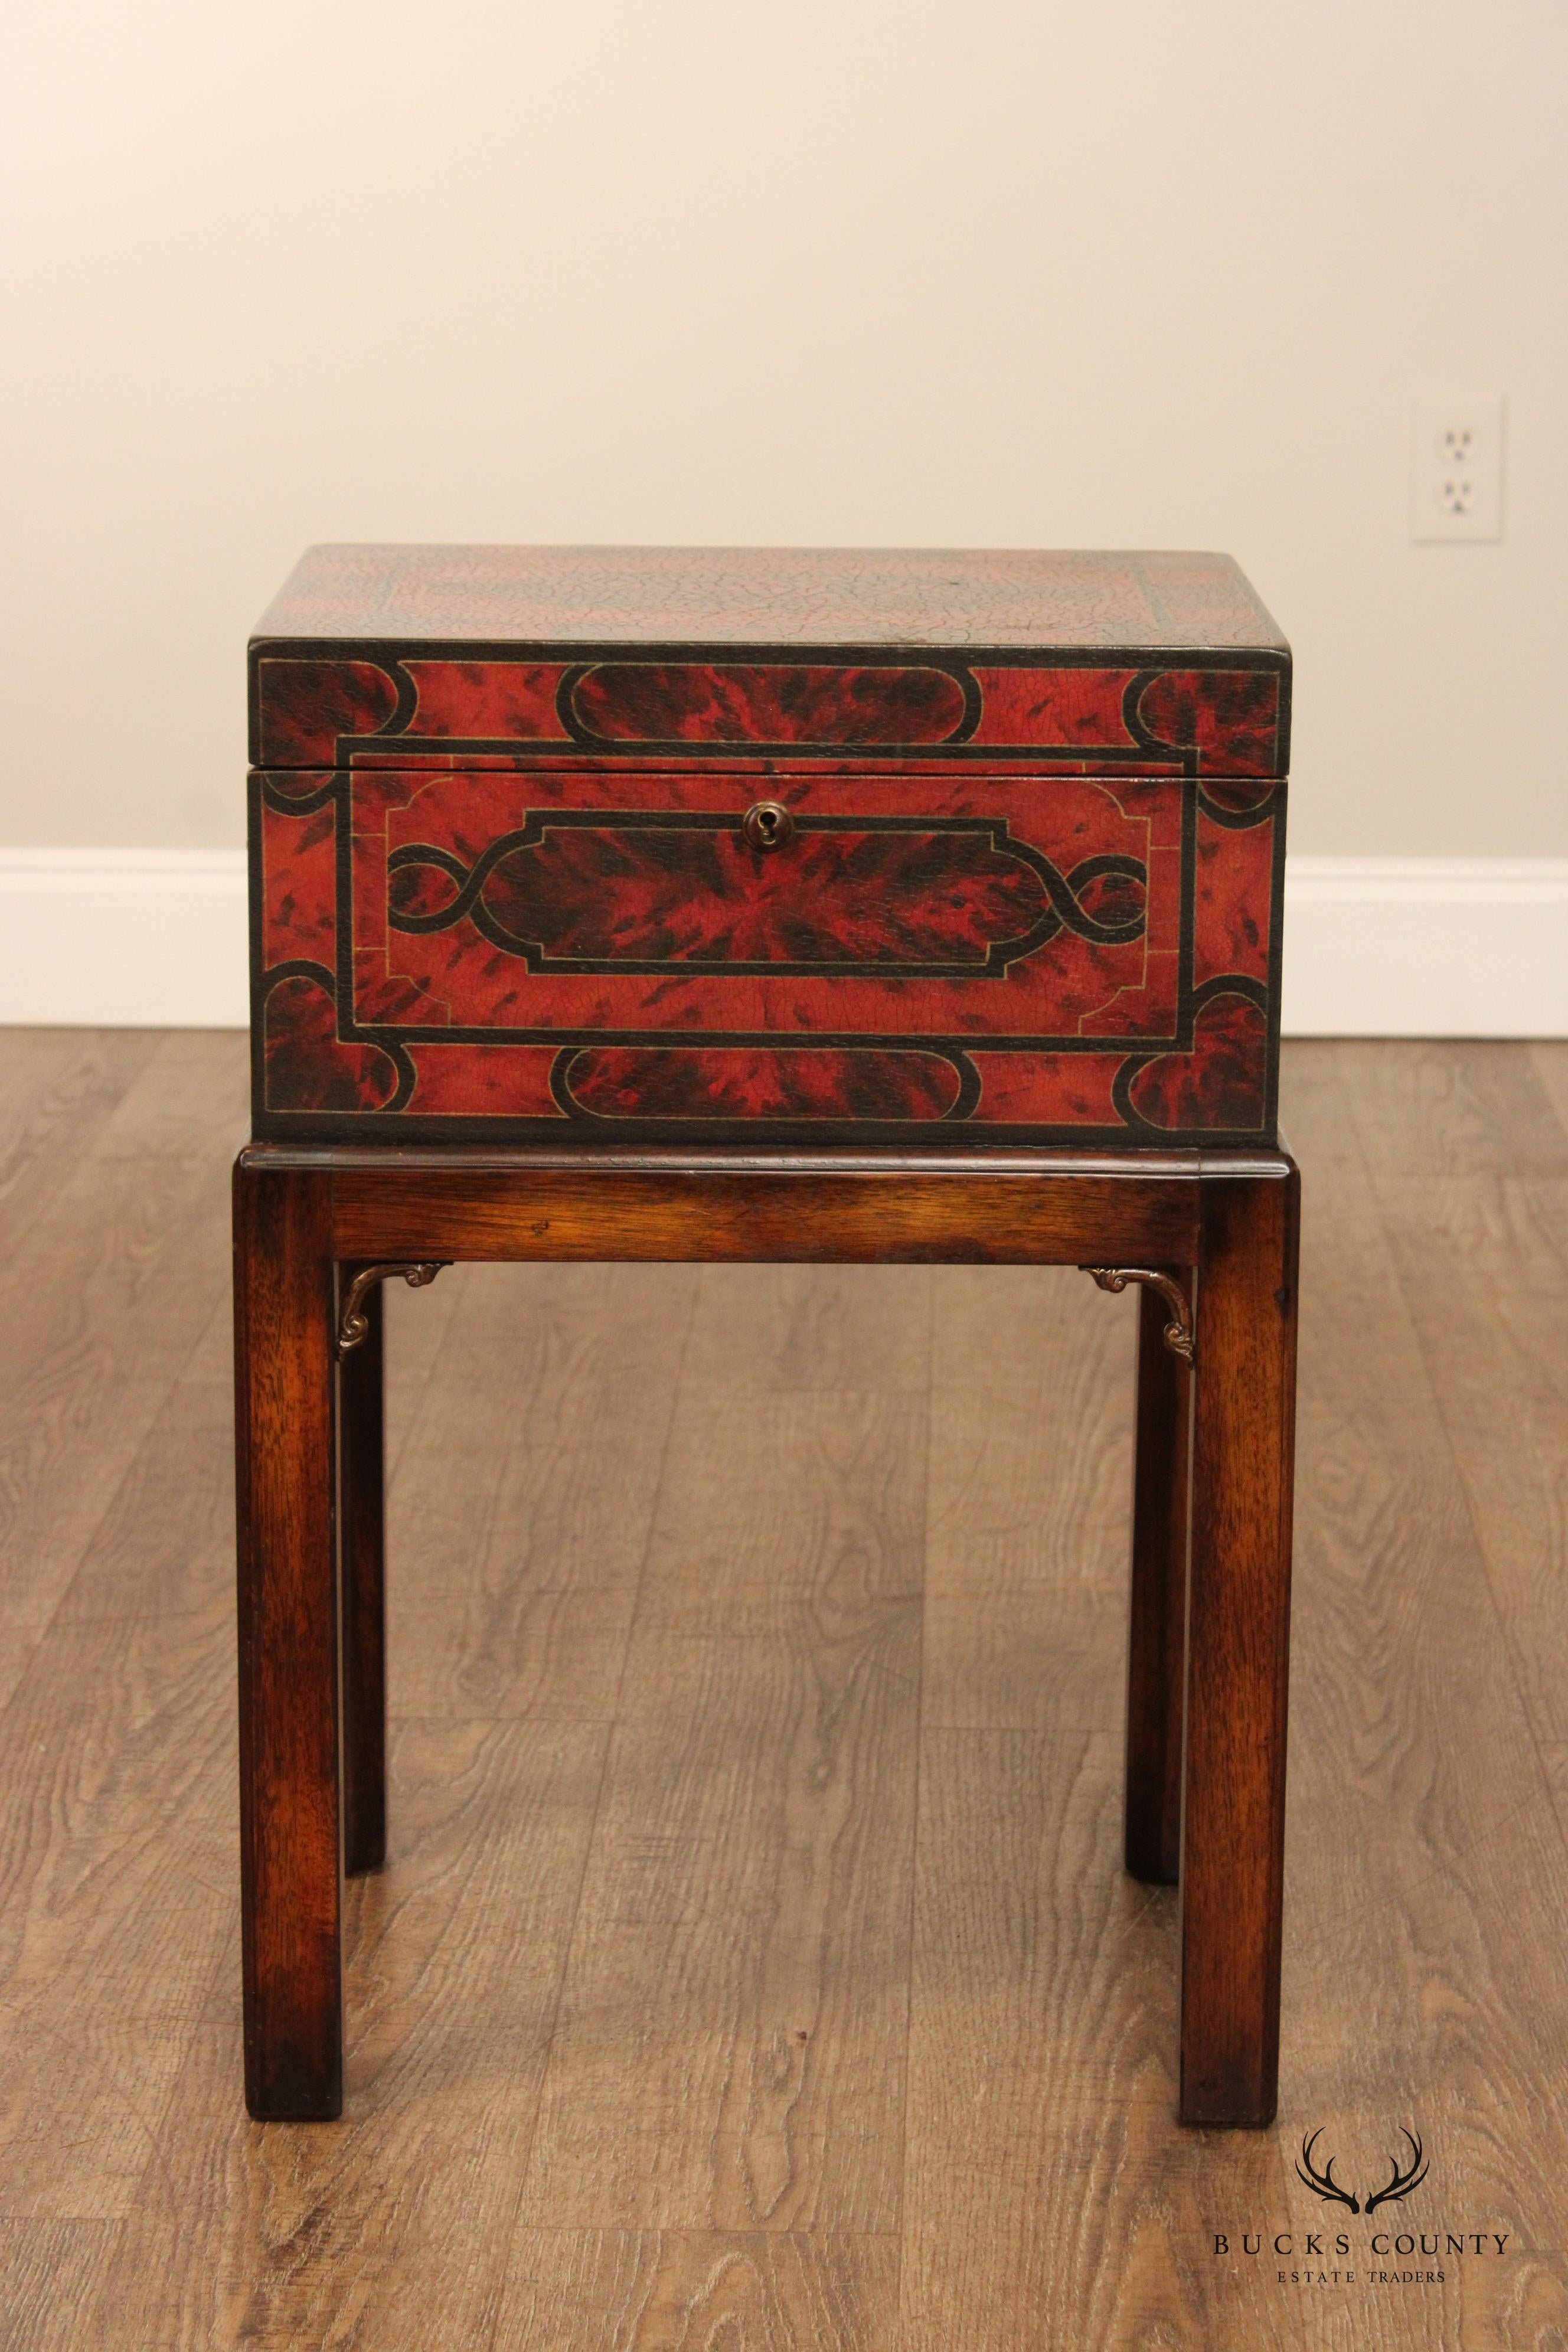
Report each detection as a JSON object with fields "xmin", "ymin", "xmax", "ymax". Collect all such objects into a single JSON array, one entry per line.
[
  {"xmin": 515, "ymin": 1379, "xmax": 924, "ymax": 2235},
  {"xmin": 0, "ymin": 1606, "xmax": 234, "ymax": 2218},
  {"xmin": 0, "ymin": 1145, "xmax": 230, "ymax": 1705},
  {"xmin": 54, "ymin": 1343, "xmax": 232, "ymax": 1625},
  {"xmin": 387, "ymin": 1262, "xmax": 698, "ymax": 1720},
  {"xmin": 682, "ymin": 1263, "xmax": 932, "ymax": 1398},
  {"xmin": 87, "ymin": 1030, "xmax": 250, "ymax": 1166},
  {"xmin": 0, "ymin": 1028, "xmax": 159, "ymax": 1256},
  {"xmin": 493, "ymin": 2227, "xmax": 898, "ymax": 2351},
  {"xmin": 1325, "ymin": 1039, "xmax": 1567, "ymax": 1182},
  {"xmin": 900, "ymin": 1726, "xmax": 1304, "ymax": 2350},
  {"xmin": 1461, "ymin": 2253, "xmax": 1568, "ymax": 2350},
  {"xmin": 1371, "ymin": 1174, "xmax": 1568, "ymax": 1765},
  {"xmin": 1527, "ymin": 1043, "xmax": 1568, "ymax": 1150},
  {"xmin": 0, "ymin": 1035, "xmax": 243, "ymax": 1709},
  {"xmin": 1278, "ymin": 1046, "xmax": 1568, "ymax": 2295},
  {"xmin": 0, "ymin": 2217, "xmax": 122, "ymax": 2352},
  {"xmin": 923, "ymin": 1262, "xmax": 1133, "ymax": 1734},
  {"xmin": 86, "ymin": 1719, "xmax": 607, "ymax": 2351}
]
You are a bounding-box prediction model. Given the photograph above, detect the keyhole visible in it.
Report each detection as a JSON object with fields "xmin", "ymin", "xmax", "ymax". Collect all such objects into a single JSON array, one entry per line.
[{"xmin": 743, "ymin": 799, "xmax": 794, "ymax": 853}]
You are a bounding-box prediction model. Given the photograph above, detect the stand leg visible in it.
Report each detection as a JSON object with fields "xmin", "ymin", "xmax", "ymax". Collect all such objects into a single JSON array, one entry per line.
[
  {"xmin": 233, "ymin": 1160, "xmax": 342, "ymax": 2121},
  {"xmin": 1125, "ymin": 1274, "xmax": 1191, "ymax": 1885},
  {"xmin": 1180, "ymin": 1167, "xmax": 1299, "ymax": 2128},
  {"xmin": 339, "ymin": 1270, "xmax": 386, "ymax": 1877}
]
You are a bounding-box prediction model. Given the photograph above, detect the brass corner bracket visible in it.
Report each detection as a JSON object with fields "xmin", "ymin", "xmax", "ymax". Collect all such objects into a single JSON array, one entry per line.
[
  {"xmin": 337, "ymin": 1261, "xmax": 449, "ymax": 1357},
  {"xmin": 1079, "ymin": 1266, "xmax": 1195, "ymax": 1367}
]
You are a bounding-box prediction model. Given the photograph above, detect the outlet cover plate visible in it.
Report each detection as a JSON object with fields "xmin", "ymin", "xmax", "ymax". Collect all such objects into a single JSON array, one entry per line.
[{"xmin": 1412, "ymin": 391, "xmax": 1505, "ymax": 543}]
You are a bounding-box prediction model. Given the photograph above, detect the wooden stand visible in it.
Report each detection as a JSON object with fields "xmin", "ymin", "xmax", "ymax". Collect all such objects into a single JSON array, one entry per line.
[{"xmin": 233, "ymin": 1141, "xmax": 1298, "ymax": 2128}]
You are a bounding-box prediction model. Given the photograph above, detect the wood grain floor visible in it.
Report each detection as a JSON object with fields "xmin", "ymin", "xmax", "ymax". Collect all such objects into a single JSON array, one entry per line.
[{"xmin": 1, "ymin": 1032, "xmax": 1566, "ymax": 2350}]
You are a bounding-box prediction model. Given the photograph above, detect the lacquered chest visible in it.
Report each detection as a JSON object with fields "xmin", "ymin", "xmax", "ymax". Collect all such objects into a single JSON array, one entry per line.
[{"xmin": 249, "ymin": 544, "xmax": 1289, "ymax": 1146}]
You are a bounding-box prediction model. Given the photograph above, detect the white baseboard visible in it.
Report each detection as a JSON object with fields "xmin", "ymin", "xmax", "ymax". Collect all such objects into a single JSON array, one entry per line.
[
  {"xmin": 0, "ymin": 847, "xmax": 1563, "ymax": 1039},
  {"xmin": 0, "ymin": 849, "xmax": 250, "ymax": 1027},
  {"xmin": 1281, "ymin": 857, "xmax": 1568, "ymax": 1037}
]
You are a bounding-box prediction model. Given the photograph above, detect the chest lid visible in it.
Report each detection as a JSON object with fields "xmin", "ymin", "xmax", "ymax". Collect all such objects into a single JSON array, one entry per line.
[{"xmin": 250, "ymin": 544, "xmax": 1290, "ymax": 777}]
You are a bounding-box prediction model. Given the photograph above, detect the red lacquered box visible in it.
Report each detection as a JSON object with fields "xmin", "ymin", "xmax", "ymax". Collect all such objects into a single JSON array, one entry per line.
[{"xmin": 249, "ymin": 544, "xmax": 1289, "ymax": 1146}]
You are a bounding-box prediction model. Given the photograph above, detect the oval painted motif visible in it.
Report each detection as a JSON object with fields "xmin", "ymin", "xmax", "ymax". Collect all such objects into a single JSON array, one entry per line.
[
  {"xmin": 480, "ymin": 824, "xmax": 1043, "ymax": 968},
  {"xmin": 386, "ymin": 819, "xmax": 1144, "ymax": 974},
  {"xmin": 569, "ymin": 662, "xmax": 971, "ymax": 746}
]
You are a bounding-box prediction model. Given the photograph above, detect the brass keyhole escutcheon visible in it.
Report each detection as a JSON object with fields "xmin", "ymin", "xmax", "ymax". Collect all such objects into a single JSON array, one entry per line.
[{"xmin": 743, "ymin": 799, "xmax": 794, "ymax": 853}]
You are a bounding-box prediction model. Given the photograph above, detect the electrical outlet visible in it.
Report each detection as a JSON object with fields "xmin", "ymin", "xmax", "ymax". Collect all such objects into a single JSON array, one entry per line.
[{"xmin": 1412, "ymin": 391, "xmax": 1504, "ymax": 542}]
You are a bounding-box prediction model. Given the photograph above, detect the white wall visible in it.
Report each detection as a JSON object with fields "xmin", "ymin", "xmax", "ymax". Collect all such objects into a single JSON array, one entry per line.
[{"xmin": 3, "ymin": 0, "xmax": 1565, "ymax": 860}]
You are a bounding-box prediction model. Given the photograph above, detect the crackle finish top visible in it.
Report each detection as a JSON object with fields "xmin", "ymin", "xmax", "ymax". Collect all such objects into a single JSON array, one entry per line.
[{"xmin": 255, "ymin": 543, "xmax": 1288, "ymax": 655}]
